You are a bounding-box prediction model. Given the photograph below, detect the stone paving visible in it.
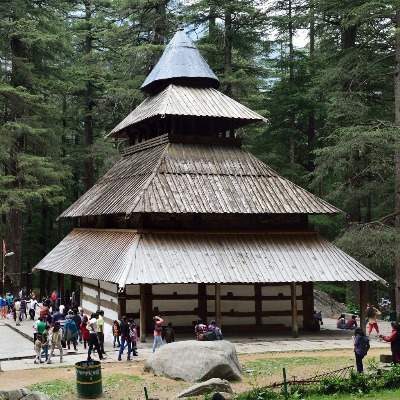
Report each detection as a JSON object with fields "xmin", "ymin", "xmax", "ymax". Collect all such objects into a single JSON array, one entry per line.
[{"xmin": 0, "ymin": 315, "xmax": 394, "ymax": 372}]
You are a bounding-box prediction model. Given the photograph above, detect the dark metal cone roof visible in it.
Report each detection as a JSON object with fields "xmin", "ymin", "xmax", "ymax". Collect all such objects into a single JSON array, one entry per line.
[{"xmin": 141, "ymin": 28, "xmax": 220, "ymax": 94}]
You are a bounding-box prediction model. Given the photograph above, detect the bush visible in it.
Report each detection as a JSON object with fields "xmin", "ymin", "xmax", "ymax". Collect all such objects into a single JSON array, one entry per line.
[
  {"xmin": 380, "ymin": 364, "xmax": 400, "ymax": 389},
  {"xmin": 227, "ymin": 364, "xmax": 400, "ymax": 399}
]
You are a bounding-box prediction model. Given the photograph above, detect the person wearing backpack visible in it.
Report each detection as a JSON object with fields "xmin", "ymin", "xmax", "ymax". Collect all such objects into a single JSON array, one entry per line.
[
  {"xmin": 152, "ymin": 315, "xmax": 164, "ymax": 353},
  {"xmin": 206, "ymin": 320, "xmax": 223, "ymax": 341},
  {"xmin": 366, "ymin": 304, "xmax": 381, "ymax": 336},
  {"xmin": 352, "ymin": 327, "xmax": 370, "ymax": 373}
]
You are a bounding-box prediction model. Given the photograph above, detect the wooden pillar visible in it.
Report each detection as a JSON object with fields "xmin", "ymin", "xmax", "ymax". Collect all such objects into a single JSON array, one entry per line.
[
  {"xmin": 198, "ymin": 283, "xmax": 207, "ymax": 321},
  {"xmin": 359, "ymin": 281, "xmax": 367, "ymax": 334},
  {"xmin": 302, "ymin": 282, "xmax": 314, "ymax": 325},
  {"xmin": 291, "ymin": 282, "xmax": 299, "ymax": 338},
  {"xmin": 255, "ymin": 284, "xmax": 262, "ymax": 326},
  {"xmin": 97, "ymin": 280, "xmax": 101, "ymax": 309},
  {"xmin": 117, "ymin": 287, "xmax": 126, "ymax": 319},
  {"xmin": 57, "ymin": 273, "xmax": 64, "ymax": 308},
  {"xmin": 215, "ymin": 283, "xmax": 221, "ymax": 327},
  {"xmin": 140, "ymin": 284, "xmax": 147, "ymax": 342}
]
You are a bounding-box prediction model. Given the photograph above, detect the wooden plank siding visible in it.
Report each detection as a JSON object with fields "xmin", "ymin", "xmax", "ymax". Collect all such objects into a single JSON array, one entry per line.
[{"xmin": 80, "ymin": 281, "xmax": 312, "ymax": 336}]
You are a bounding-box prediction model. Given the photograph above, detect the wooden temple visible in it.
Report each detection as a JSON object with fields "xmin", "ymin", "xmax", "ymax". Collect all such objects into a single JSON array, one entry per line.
[{"xmin": 34, "ymin": 26, "xmax": 385, "ymax": 340}]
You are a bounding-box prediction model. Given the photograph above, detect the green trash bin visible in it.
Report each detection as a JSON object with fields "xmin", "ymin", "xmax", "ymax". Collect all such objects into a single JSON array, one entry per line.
[{"xmin": 75, "ymin": 360, "xmax": 102, "ymax": 398}]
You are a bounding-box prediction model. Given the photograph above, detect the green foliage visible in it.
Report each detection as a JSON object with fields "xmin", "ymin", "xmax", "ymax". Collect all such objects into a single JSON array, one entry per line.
[
  {"xmin": 29, "ymin": 380, "xmax": 74, "ymax": 400},
  {"xmin": 226, "ymin": 365, "xmax": 400, "ymax": 400},
  {"xmin": 314, "ymin": 282, "xmax": 346, "ymax": 303}
]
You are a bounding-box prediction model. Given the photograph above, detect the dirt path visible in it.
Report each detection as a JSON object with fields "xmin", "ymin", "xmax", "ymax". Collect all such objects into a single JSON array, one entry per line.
[{"xmin": 0, "ymin": 348, "xmax": 388, "ymax": 399}]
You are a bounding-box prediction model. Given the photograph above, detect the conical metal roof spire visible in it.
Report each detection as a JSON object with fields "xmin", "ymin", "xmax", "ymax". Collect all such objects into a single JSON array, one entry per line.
[{"xmin": 141, "ymin": 27, "xmax": 220, "ymax": 94}]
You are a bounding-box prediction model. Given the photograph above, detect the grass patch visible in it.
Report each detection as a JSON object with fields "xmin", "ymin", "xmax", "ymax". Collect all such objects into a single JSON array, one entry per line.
[
  {"xmin": 29, "ymin": 379, "xmax": 74, "ymax": 400},
  {"xmin": 103, "ymin": 373, "xmax": 144, "ymax": 392},
  {"xmin": 243, "ymin": 355, "xmax": 352, "ymax": 378},
  {"xmin": 28, "ymin": 374, "xmax": 144, "ymax": 400},
  {"xmin": 302, "ymin": 388, "xmax": 400, "ymax": 400}
]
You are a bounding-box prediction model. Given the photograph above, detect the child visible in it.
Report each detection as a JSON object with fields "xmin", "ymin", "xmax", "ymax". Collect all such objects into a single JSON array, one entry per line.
[
  {"xmin": 113, "ymin": 320, "xmax": 120, "ymax": 348},
  {"xmin": 41, "ymin": 327, "xmax": 49, "ymax": 361},
  {"xmin": 80, "ymin": 318, "xmax": 89, "ymax": 349},
  {"xmin": 352, "ymin": 327, "xmax": 370, "ymax": 373},
  {"xmin": 128, "ymin": 319, "xmax": 138, "ymax": 357},
  {"xmin": 163, "ymin": 322, "xmax": 175, "ymax": 343},
  {"xmin": 34, "ymin": 334, "xmax": 43, "ymax": 364}
]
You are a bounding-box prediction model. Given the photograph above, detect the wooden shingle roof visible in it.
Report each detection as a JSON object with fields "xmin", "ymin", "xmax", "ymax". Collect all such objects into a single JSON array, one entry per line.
[
  {"xmin": 60, "ymin": 135, "xmax": 340, "ymax": 218},
  {"xmin": 107, "ymin": 85, "xmax": 267, "ymax": 138},
  {"xmin": 34, "ymin": 228, "xmax": 386, "ymax": 287}
]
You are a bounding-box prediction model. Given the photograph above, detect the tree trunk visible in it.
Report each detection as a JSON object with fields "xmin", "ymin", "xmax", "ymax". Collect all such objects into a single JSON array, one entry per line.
[
  {"xmin": 224, "ymin": 8, "xmax": 233, "ymax": 97},
  {"xmin": 288, "ymin": 0, "xmax": 295, "ymax": 164},
  {"xmin": 394, "ymin": 8, "xmax": 400, "ymax": 315},
  {"xmin": 307, "ymin": 0, "xmax": 315, "ymax": 172},
  {"xmin": 84, "ymin": 0, "xmax": 95, "ymax": 191},
  {"xmin": 7, "ymin": 36, "xmax": 26, "ymax": 294}
]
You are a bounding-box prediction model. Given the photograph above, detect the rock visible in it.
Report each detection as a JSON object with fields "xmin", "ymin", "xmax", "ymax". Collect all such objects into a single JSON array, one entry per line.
[
  {"xmin": 172, "ymin": 378, "xmax": 234, "ymax": 398},
  {"xmin": 23, "ymin": 393, "xmax": 51, "ymax": 400},
  {"xmin": 0, "ymin": 389, "xmax": 50, "ymax": 400},
  {"xmin": 1, "ymin": 389, "xmax": 26, "ymax": 400},
  {"xmin": 380, "ymin": 354, "xmax": 392, "ymax": 363},
  {"xmin": 145, "ymin": 340, "xmax": 242, "ymax": 382},
  {"xmin": 314, "ymin": 290, "xmax": 346, "ymax": 318}
]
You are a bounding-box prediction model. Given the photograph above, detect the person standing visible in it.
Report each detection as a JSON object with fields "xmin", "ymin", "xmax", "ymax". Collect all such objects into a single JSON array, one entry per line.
[
  {"xmin": 28, "ymin": 297, "xmax": 40, "ymax": 320},
  {"xmin": 118, "ymin": 316, "xmax": 130, "ymax": 361},
  {"xmin": 163, "ymin": 322, "xmax": 175, "ymax": 344},
  {"xmin": 33, "ymin": 334, "xmax": 43, "ymax": 364},
  {"xmin": 41, "ymin": 327, "xmax": 49, "ymax": 362},
  {"xmin": 0, "ymin": 295, "xmax": 7, "ymax": 318},
  {"xmin": 40, "ymin": 302, "xmax": 50, "ymax": 324},
  {"xmin": 129, "ymin": 319, "xmax": 138, "ymax": 357},
  {"xmin": 20, "ymin": 297, "xmax": 27, "ymax": 320},
  {"xmin": 51, "ymin": 290, "xmax": 57, "ymax": 311},
  {"xmin": 87, "ymin": 313, "xmax": 103, "ymax": 361},
  {"xmin": 352, "ymin": 327, "xmax": 370, "ymax": 373},
  {"xmin": 6, "ymin": 293, "xmax": 13, "ymax": 313},
  {"xmin": 152, "ymin": 315, "xmax": 164, "ymax": 353},
  {"xmin": 113, "ymin": 320, "xmax": 120, "ymax": 348},
  {"xmin": 379, "ymin": 322, "xmax": 400, "ymax": 364},
  {"xmin": 366, "ymin": 304, "xmax": 381, "ymax": 336},
  {"xmin": 64, "ymin": 314, "xmax": 79, "ymax": 351},
  {"xmin": 78, "ymin": 307, "xmax": 86, "ymax": 343},
  {"xmin": 47, "ymin": 322, "xmax": 63, "ymax": 364},
  {"xmin": 97, "ymin": 310, "xmax": 105, "ymax": 355},
  {"xmin": 72, "ymin": 308, "xmax": 81, "ymax": 339},
  {"xmin": 14, "ymin": 298, "xmax": 21, "ymax": 325}
]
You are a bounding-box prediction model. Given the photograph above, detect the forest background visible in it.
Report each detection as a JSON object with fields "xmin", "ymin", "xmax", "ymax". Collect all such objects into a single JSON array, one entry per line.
[{"xmin": 0, "ymin": 0, "xmax": 399, "ymax": 310}]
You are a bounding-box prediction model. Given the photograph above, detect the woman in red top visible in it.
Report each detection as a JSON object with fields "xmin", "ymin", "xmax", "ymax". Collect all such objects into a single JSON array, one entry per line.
[
  {"xmin": 380, "ymin": 322, "xmax": 400, "ymax": 364},
  {"xmin": 80, "ymin": 315, "xmax": 90, "ymax": 349}
]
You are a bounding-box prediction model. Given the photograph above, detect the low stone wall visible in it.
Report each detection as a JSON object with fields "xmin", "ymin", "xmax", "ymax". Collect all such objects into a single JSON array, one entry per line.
[{"xmin": 0, "ymin": 388, "xmax": 50, "ymax": 400}]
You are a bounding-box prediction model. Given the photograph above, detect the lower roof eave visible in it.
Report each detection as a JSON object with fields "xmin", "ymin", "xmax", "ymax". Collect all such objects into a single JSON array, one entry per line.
[{"xmin": 33, "ymin": 228, "xmax": 386, "ymax": 289}]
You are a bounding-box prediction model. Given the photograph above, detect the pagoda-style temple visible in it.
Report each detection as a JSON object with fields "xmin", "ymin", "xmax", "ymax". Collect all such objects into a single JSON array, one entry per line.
[{"xmin": 34, "ymin": 26, "xmax": 384, "ymax": 340}]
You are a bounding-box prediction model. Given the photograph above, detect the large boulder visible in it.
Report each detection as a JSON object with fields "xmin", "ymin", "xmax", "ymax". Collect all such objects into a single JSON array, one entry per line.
[{"xmin": 144, "ymin": 340, "xmax": 242, "ymax": 382}]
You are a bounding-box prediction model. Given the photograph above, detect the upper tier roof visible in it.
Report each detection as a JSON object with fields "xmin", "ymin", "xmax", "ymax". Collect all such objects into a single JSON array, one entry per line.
[
  {"xmin": 140, "ymin": 28, "xmax": 220, "ymax": 94},
  {"xmin": 107, "ymin": 85, "xmax": 267, "ymax": 138}
]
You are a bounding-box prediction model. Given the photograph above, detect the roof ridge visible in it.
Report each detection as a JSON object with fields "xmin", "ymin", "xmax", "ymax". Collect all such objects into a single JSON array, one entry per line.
[
  {"xmin": 122, "ymin": 134, "xmax": 169, "ymax": 155},
  {"xmin": 124, "ymin": 142, "xmax": 171, "ymax": 216}
]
